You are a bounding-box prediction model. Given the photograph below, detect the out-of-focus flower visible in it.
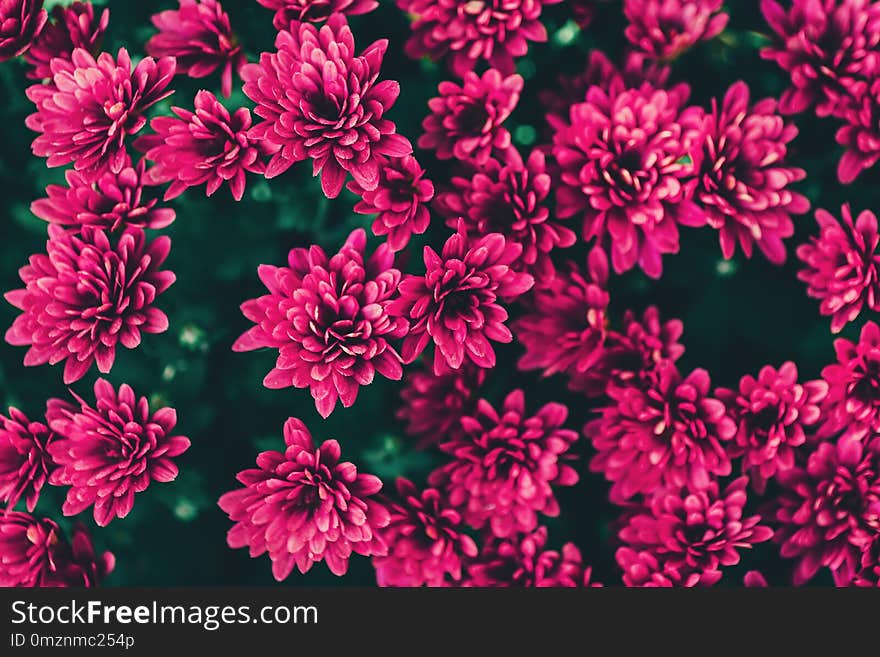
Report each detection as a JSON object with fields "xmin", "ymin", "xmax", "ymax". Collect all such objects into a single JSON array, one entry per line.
[
  {"xmin": 797, "ymin": 205, "xmax": 880, "ymax": 333},
  {"xmin": 218, "ymin": 417, "xmax": 389, "ymax": 579},
  {"xmin": 24, "ymin": 1, "xmax": 107, "ymax": 80},
  {"xmin": 0, "ymin": 0, "xmax": 46, "ymax": 62},
  {"xmin": 624, "ymin": 0, "xmax": 728, "ymax": 59},
  {"xmin": 429, "ymin": 390, "xmax": 579, "ymax": 538},
  {"xmin": 258, "ymin": 0, "xmax": 377, "ymax": 29},
  {"xmin": 4, "ymin": 226, "xmax": 175, "ymax": 384},
  {"xmin": 835, "ymin": 78, "xmax": 880, "ymax": 183},
  {"xmin": 46, "ymin": 379, "xmax": 190, "ymax": 527},
  {"xmin": 0, "ymin": 408, "xmax": 56, "ymax": 512},
  {"xmin": 233, "ymin": 229, "xmax": 407, "ymax": 418}
]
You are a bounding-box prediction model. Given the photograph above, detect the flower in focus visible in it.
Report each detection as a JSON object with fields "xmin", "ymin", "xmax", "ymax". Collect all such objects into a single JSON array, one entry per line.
[
  {"xmin": 24, "ymin": 0, "xmax": 107, "ymax": 80},
  {"xmin": 373, "ymin": 478, "xmax": 477, "ymax": 587},
  {"xmin": 242, "ymin": 13, "xmax": 411, "ymax": 198},
  {"xmin": 233, "ymin": 229, "xmax": 407, "ymax": 418},
  {"xmin": 624, "ymin": 0, "xmax": 728, "ymax": 60},
  {"xmin": 218, "ymin": 417, "xmax": 389, "ymax": 579},
  {"xmin": 136, "ymin": 90, "xmax": 269, "ymax": 202},
  {"xmin": 0, "ymin": 408, "xmax": 56, "ymax": 512},
  {"xmin": 4, "ymin": 226, "xmax": 175, "ymax": 384},
  {"xmin": 25, "ymin": 48, "xmax": 176, "ymax": 178},
  {"xmin": 258, "ymin": 0, "xmax": 378, "ymax": 29},
  {"xmin": 389, "ymin": 224, "xmax": 534, "ymax": 375},
  {"xmin": 0, "ymin": 0, "xmax": 46, "ymax": 62},
  {"xmin": 146, "ymin": 0, "xmax": 246, "ymax": 98},
  {"xmin": 835, "ymin": 78, "xmax": 880, "ymax": 184},
  {"xmin": 797, "ymin": 205, "xmax": 880, "ymax": 333},
  {"xmin": 419, "ymin": 69, "xmax": 522, "ymax": 167},
  {"xmin": 348, "ymin": 155, "xmax": 434, "ymax": 252},
  {"xmin": 429, "ymin": 390, "xmax": 579, "ymax": 538},
  {"xmin": 46, "ymin": 379, "xmax": 190, "ymax": 527},
  {"xmin": 694, "ymin": 81, "xmax": 809, "ymax": 264}
]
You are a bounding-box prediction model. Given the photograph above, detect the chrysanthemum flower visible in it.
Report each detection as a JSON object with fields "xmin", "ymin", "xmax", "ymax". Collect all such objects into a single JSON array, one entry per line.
[
  {"xmin": 46, "ymin": 379, "xmax": 190, "ymax": 527},
  {"xmin": 242, "ymin": 13, "xmax": 411, "ymax": 198},
  {"xmin": 695, "ymin": 81, "xmax": 809, "ymax": 264},
  {"xmin": 218, "ymin": 417, "xmax": 389, "ymax": 579},
  {"xmin": 373, "ymin": 478, "xmax": 477, "ymax": 587},
  {"xmin": 773, "ymin": 435, "xmax": 880, "ymax": 585},
  {"xmin": 716, "ymin": 362, "xmax": 828, "ymax": 492},
  {"xmin": 797, "ymin": 205, "xmax": 880, "ymax": 333},
  {"xmin": 31, "ymin": 158, "xmax": 175, "ymax": 231},
  {"xmin": 429, "ymin": 389, "xmax": 578, "ymax": 538},
  {"xmin": 0, "ymin": 0, "xmax": 46, "ymax": 62},
  {"xmin": 760, "ymin": 0, "xmax": 880, "ymax": 116},
  {"xmin": 435, "ymin": 150, "xmax": 575, "ymax": 281},
  {"xmin": 586, "ymin": 363, "xmax": 735, "ymax": 502},
  {"xmin": 624, "ymin": 0, "xmax": 728, "ymax": 60},
  {"xmin": 552, "ymin": 80, "xmax": 706, "ymax": 278},
  {"xmin": 4, "ymin": 226, "xmax": 175, "ymax": 384},
  {"xmin": 0, "ymin": 408, "xmax": 56, "ymax": 512},
  {"xmin": 389, "ymin": 224, "xmax": 534, "ymax": 375},
  {"xmin": 24, "ymin": 0, "xmax": 107, "ymax": 80},
  {"xmin": 835, "ymin": 78, "xmax": 880, "ymax": 183},
  {"xmin": 146, "ymin": 0, "xmax": 246, "ymax": 99},
  {"xmin": 136, "ymin": 90, "xmax": 269, "ymax": 202},
  {"xmin": 347, "ymin": 155, "xmax": 434, "ymax": 252},
  {"xmin": 419, "ymin": 69, "xmax": 522, "ymax": 167},
  {"xmin": 233, "ymin": 229, "xmax": 407, "ymax": 418},
  {"xmin": 259, "ymin": 0, "xmax": 377, "ymax": 28}
]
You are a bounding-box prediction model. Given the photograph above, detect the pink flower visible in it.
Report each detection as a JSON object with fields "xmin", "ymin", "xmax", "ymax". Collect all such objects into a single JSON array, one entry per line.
[
  {"xmin": 797, "ymin": 205, "xmax": 880, "ymax": 333},
  {"xmin": 624, "ymin": 0, "xmax": 728, "ymax": 59},
  {"xmin": 136, "ymin": 90, "xmax": 269, "ymax": 202},
  {"xmin": 146, "ymin": 0, "xmax": 246, "ymax": 99},
  {"xmin": 586, "ymin": 363, "xmax": 735, "ymax": 502},
  {"xmin": 388, "ymin": 224, "xmax": 534, "ymax": 375},
  {"xmin": 242, "ymin": 14, "xmax": 411, "ymax": 198},
  {"xmin": 397, "ymin": 361, "xmax": 486, "ymax": 449},
  {"xmin": 257, "ymin": 0, "xmax": 378, "ymax": 29},
  {"xmin": 760, "ymin": 0, "xmax": 880, "ymax": 116},
  {"xmin": 31, "ymin": 158, "xmax": 176, "ymax": 231},
  {"xmin": 24, "ymin": 0, "xmax": 107, "ymax": 80},
  {"xmin": 0, "ymin": 0, "xmax": 46, "ymax": 62},
  {"xmin": 218, "ymin": 417, "xmax": 389, "ymax": 579},
  {"xmin": 373, "ymin": 478, "xmax": 478, "ymax": 587},
  {"xmin": 695, "ymin": 81, "xmax": 809, "ymax": 265},
  {"xmin": 233, "ymin": 229, "xmax": 407, "ymax": 418},
  {"xmin": 773, "ymin": 436, "xmax": 880, "ymax": 585},
  {"xmin": 429, "ymin": 390, "xmax": 579, "ymax": 538},
  {"xmin": 617, "ymin": 478, "xmax": 773, "ymax": 586},
  {"xmin": 419, "ymin": 69, "xmax": 522, "ymax": 167},
  {"xmin": 347, "ymin": 155, "xmax": 434, "ymax": 252},
  {"xmin": 716, "ymin": 362, "xmax": 828, "ymax": 492},
  {"xmin": 435, "ymin": 150, "xmax": 575, "ymax": 281},
  {"xmin": 46, "ymin": 379, "xmax": 191, "ymax": 527},
  {"xmin": 26, "ymin": 48, "xmax": 175, "ymax": 179},
  {"xmin": 0, "ymin": 407, "xmax": 56, "ymax": 512},
  {"xmin": 552, "ymin": 80, "xmax": 705, "ymax": 278},
  {"xmin": 401, "ymin": 0, "xmax": 562, "ymax": 77},
  {"xmin": 4, "ymin": 226, "xmax": 175, "ymax": 384},
  {"xmin": 835, "ymin": 78, "xmax": 880, "ymax": 183}
]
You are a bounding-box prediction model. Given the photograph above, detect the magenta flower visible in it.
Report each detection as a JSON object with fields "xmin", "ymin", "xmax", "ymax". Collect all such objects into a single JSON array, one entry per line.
[
  {"xmin": 429, "ymin": 390, "xmax": 579, "ymax": 538},
  {"xmin": 146, "ymin": 0, "xmax": 246, "ymax": 99},
  {"xmin": 242, "ymin": 13, "xmax": 411, "ymax": 198},
  {"xmin": 760, "ymin": 0, "xmax": 880, "ymax": 116},
  {"xmin": 419, "ymin": 69, "xmax": 522, "ymax": 167},
  {"xmin": 219, "ymin": 417, "xmax": 389, "ymax": 579},
  {"xmin": 136, "ymin": 90, "xmax": 269, "ymax": 202},
  {"xmin": 0, "ymin": 0, "xmax": 46, "ymax": 62},
  {"xmin": 31, "ymin": 158, "xmax": 175, "ymax": 231},
  {"xmin": 401, "ymin": 0, "xmax": 562, "ymax": 77},
  {"xmin": 233, "ymin": 229, "xmax": 407, "ymax": 418},
  {"xmin": 347, "ymin": 155, "xmax": 434, "ymax": 252},
  {"xmin": 695, "ymin": 81, "xmax": 809, "ymax": 264},
  {"xmin": 586, "ymin": 363, "xmax": 735, "ymax": 503},
  {"xmin": 46, "ymin": 379, "xmax": 190, "ymax": 527},
  {"xmin": 835, "ymin": 78, "xmax": 880, "ymax": 183},
  {"xmin": 617, "ymin": 478, "xmax": 773, "ymax": 587},
  {"xmin": 4, "ymin": 226, "xmax": 175, "ymax": 384},
  {"xmin": 373, "ymin": 478, "xmax": 478, "ymax": 587},
  {"xmin": 388, "ymin": 224, "xmax": 534, "ymax": 375},
  {"xmin": 797, "ymin": 205, "xmax": 880, "ymax": 333},
  {"xmin": 716, "ymin": 362, "xmax": 828, "ymax": 492},
  {"xmin": 552, "ymin": 80, "xmax": 706, "ymax": 278},
  {"xmin": 397, "ymin": 361, "xmax": 486, "ymax": 449},
  {"xmin": 0, "ymin": 408, "xmax": 55, "ymax": 513},
  {"xmin": 25, "ymin": 48, "xmax": 175, "ymax": 178},
  {"xmin": 258, "ymin": 0, "xmax": 378, "ymax": 28},
  {"xmin": 435, "ymin": 150, "xmax": 575, "ymax": 281},
  {"xmin": 24, "ymin": 0, "xmax": 107, "ymax": 80},
  {"xmin": 624, "ymin": 0, "xmax": 728, "ymax": 60},
  {"xmin": 773, "ymin": 436, "xmax": 880, "ymax": 585}
]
